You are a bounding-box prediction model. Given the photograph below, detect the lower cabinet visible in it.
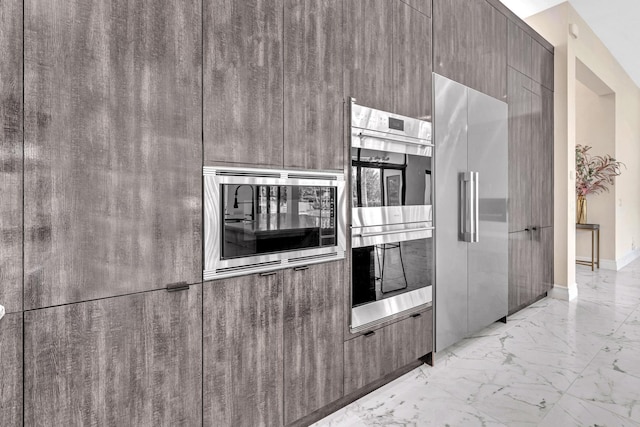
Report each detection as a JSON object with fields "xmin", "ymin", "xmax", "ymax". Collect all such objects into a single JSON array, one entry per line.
[
  {"xmin": 203, "ymin": 274, "xmax": 284, "ymax": 427},
  {"xmin": 24, "ymin": 286, "xmax": 202, "ymax": 427},
  {"xmin": 509, "ymin": 227, "xmax": 553, "ymax": 313},
  {"xmin": 0, "ymin": 312, "xmax": 22, "ymax": 426},
  {"xmin": 283, "ymin": 262, "xmax": 344, "ymax": 425},
  {"xmin": 344, "ymin": 308, "xmax": 433, "ymax": 395}
]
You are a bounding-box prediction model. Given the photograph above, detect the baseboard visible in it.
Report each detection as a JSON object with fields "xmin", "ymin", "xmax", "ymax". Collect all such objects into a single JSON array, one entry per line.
[
  {"xmin": 550, "ymin": 283, "xmax": 578, "ymax": 301},
  {"xmin": 576, "ymin": 249, "xmax": 640, "ymax": 271},
  {"xmin": 616, "ymin": 249, "xmax": 640, "ymax": 270}
]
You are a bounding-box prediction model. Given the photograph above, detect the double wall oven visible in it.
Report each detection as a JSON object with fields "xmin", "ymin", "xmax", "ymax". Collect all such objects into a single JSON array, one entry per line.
[{"xmin": 350, "ymin": 99, "xmax": 434, "ymax": 330}]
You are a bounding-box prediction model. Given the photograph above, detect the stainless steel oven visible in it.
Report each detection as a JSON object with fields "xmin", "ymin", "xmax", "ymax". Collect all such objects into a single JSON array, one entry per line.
[
  {"xmin": 350, "ymin": 99, "xmax": 434, "ymax": 330},
  {"xmin": 204, "ymin": 167, "xmax": 346, "ymax": 280}
]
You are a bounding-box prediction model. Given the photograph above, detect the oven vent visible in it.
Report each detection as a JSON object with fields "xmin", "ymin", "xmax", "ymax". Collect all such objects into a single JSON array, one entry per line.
[
  {"xmin": 215, "ymin": 260, "xmax": 282, "ymax": 274},
  {"xmin": 215, "ymin": 170, "xmax": 281, "ymax": 178},
  {"xmin": 287, "ymin": 173, "xmax": 339, "ymax": 181},
  {"xmin": 288, "ymin": 251, "xmax": 338, "ymax": 263}
]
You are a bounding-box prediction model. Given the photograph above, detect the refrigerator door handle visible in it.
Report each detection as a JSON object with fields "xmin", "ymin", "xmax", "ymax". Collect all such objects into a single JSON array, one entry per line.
[
  {"xmin": 460, "ymin": 172, "xmax": 473, "ymax": 242},
  {"xmin": 471, "ymin": 171, "xmax": 479, "ymax": 242}
]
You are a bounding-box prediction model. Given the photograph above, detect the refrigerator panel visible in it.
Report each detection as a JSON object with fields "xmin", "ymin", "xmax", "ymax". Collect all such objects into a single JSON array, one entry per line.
[
  {"xmin": 467, "ymin": 89, "xmax": 509, "ymax": 333},
  {"xmin": 434, "ymin": 74, "xmax": 470, "ymax": 352}
]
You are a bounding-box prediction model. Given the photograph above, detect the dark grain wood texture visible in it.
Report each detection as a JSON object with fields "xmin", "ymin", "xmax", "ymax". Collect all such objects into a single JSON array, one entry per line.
[
  {"xmin": 344, "ymin": 0, "xmax": 394, "ymax": 113},
  {"xmin": 485, "ymin": 0, "xmax": 554, "ymax": 52},
  {"xmin": 24, "ymin": 0, "xmax": 202, "ymax": 309},
  {"xmin": 0, "ymin": 312, "xmax": 22, "ymax": 425},
  {"xmin": 508, "ymin": 230, "xmax": 531, "ymax": 314},
  {"xmin": 204, "ymin": 0, "xmax": 284, "ymax": 166},
  {"xmin": 541, "ymin": 226, "xmax": 554, "ymax": 293},
  {"xmin": 433, "ymin": 0, "xmax": 507, "ymax": 100},
  {"xmin": 0, "ymin": 0, "xmax": 22, "ymax": 314},
  {"xmin": 507, "ymin": 20, "xmax": 531, "ymax": 78},
  {"xmin": 507, "ymin": 67, "xmax": 532, "ymax": 232},
  {"xmin": 531, "ymin": 40, "xmax": 554, "ymax": 91},
  {"xmin": 393, "ymin": 0, "xmax": 433, "ymax": 120},
  {"xmin": 203, "ymin": 275, "xmax": 283, "ymax": 427},
  {"xmin": 344, "ymin": 308, "xmax": 432, "ymax": 395},
  {"xmin": 284, "ymin": 262, "xmax": 344, "ymax": 424},
  {"xmin": 401, "ymin": 0, "xmax": 432, "ymax": 17},
  {"xmin": 24, "ymin": 286, "xmax": 202, "ymax": 427},
  {"xmin": 540, "ymin": 86, "xmax": 554, "ymax": 227},
  {"xmin": 284, "ymin": 0, "xmax": 343, "ymax": 170}
]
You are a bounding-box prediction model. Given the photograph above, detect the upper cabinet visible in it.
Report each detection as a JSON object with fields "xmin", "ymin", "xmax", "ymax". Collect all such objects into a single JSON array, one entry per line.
[
  {"xmin": 393, "ymin": 0, "xmax": 433, "ymax": 120},
  {"xmin": 0, "ymin": 0, "xmax": 22, "ymax": 314},
  {"xmin": 531, "ymin": 41, "xmax": 554, "ymax": 91},
  {"xmin": 344, "ymin": 0, "xmax": 395, "ymax": 114},
  {"xmin": 204, "ymin": 0, "xmax": 284, "ymax": 167},
  {"xmin": 345, "ymin": 0, "xmax": 432, "ymax": 119},
  {"xmin": 507, "ymin": 20, "xmax": 554, "ymax": 92},
  {"xmin": 24, "ymin": 0, "xmax": 202, "ymax": 309},
  {"xmin": 433, "ymin": 0, "xmax": 507, "ymax": 101},
  {"xmin": 284, "ymin": 0, "xmax": 344, "ymax": 171}
]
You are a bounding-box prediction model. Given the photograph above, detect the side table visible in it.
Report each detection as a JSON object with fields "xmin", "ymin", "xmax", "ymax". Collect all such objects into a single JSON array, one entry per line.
[{"xmin": 576, "ymin": 223, "xmax": 600, "ymax": 271}]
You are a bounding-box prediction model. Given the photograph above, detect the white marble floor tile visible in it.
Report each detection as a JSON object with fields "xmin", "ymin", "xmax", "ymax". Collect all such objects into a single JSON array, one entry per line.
[{"xmin": 538, "ymin": 393, "xmax": 640, "ymax": 427}]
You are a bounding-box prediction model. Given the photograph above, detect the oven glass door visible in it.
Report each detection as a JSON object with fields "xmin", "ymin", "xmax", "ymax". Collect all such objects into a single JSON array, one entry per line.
[
  {"xmin": 352, "ymin": 236, "xmax": 433, "ymax": 307},
  {"xmin": 222, "ymin": 184, "xmax": 336, "ymax": 259}
]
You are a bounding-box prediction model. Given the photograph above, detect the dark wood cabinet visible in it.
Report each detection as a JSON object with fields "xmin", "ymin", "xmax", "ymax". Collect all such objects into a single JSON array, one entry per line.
[
  {"xmin": 284, "ymin": 0, "xmax": 343, "ymax": 171},
  {"xmin": 401, "ymin": 0, "xmax": 432, "ymax": 17},
  {"xmin": 24, "ymin": 286, "xmax": 203, "ymax": 426},
  {"xmin": 509, "ymin": 227, "xmax": 553, "ymax": 313},
  {"xmin": 507, "ymin": 67, "xmax": 532, "ymax": 233},
  {"xmin": 393, "ymin": 0, "xmax": 433, "ymax": 120},
  {"xmin": 0, "ymin": 313, "xmax": 22, "ymax": 426},
  {"xmin": 539, "ymin": 86, "xmax": 554, "ymax": 228},
  {"xmin": 507, "ymin": 20, "xmax": 532, "ymax": 78},
  {"xmin": 204, "ymin": 0, "xmax": 284, "ymax": 167},
  {"xmin": 433, "ymin": 0, "xmax": 507, "ymax": 101},
  {"xmin": 283, "ymin": 262, "xmax": 344, "ymax": 424},
  {"xmin": 344, "ymin": 309, "xmax": 432, "ymax": 395},
  {"xmin": 531, "ymin": 41, "xmax": 554, "ymax": 91},
  {"xmin": 24, "ymin": 0, "xmax": 202, "ymax": 310},
  {"xmin": 203, "ymin": 274, "xmax": 284, "ymax": 427},
  {"xmin": 0, "ymin": 0, "xmax": 22, "ymax": 314},
  {"xmin": 344, "ymin": 0, "xmax": 395, "ymax": 113}
]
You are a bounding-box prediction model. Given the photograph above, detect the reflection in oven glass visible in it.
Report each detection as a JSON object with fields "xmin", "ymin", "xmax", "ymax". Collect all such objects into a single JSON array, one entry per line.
[{"xmin": 352, "ymin": 238, "xmax": 433, "ymax": 307}]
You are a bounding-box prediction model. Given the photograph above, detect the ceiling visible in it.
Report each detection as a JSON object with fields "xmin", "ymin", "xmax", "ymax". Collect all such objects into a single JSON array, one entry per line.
[{"xmin": 499, "ymin": 0, "xmax": 640, "ymax": 88}]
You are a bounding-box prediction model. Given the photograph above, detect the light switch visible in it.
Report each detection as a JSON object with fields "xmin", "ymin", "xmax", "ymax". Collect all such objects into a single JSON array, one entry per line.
[{"xmin": 0, "ymin": 304, "xmax": 5, "ymax": 321}]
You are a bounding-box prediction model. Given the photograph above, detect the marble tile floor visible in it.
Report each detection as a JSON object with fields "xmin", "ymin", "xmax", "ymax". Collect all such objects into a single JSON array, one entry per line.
[{"xmin": 314, "ymin": 258, "xmax": 640, "ymax": 426}]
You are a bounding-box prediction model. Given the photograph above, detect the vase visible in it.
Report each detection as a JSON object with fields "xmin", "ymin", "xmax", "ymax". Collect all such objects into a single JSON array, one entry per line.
[{"xmin": 577, "ymin": 195, "xmax": 587, "ymax": 224}]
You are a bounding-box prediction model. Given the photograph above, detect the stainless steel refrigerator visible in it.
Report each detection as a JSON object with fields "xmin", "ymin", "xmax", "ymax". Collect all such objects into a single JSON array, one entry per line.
[{"xmin": 433, "ymin": 74, "xmax": 509, "ymax": 352}]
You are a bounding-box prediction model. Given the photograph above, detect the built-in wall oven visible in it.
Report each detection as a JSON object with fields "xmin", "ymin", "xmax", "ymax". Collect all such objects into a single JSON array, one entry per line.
[
  {"xmin": 204, "ymin": 167, "xmax": 346, "ymax": 280},
  {"xmin": 350, "ymin": 99, "xmax": 434, "ymax": 331}
]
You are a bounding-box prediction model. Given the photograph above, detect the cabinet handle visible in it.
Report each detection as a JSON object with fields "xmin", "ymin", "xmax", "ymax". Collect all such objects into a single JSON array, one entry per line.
[
  {"xmin": 532, "ymin": 226, "xmax": 538, "ymax": 231},
  {"xmin": 293, "ymin": 266, "xmax": 309, "ymax": 272},
  {"xmin": 411, "ymin": 313, "xmax": 422, "ymax": 318},
  {"xmin": 259, "ymin": 271, "xmax": 277, "ymax": 277},
  {"xmin": 166, "ymin": 282, "xmax": 190, "ymax": 292},
  {"xmin": 363, "ymin": 331, "xmax": 376, "ymax": 338},
  {"xmin": 524, "ymin": 228, "xmax": 530, "ymax": 232}
]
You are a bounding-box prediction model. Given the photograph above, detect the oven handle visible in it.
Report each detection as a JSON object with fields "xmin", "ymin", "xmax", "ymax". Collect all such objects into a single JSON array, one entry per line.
[
  {"xmin": 358, "ymin": 131, "xmax": 434, "ymax": 148},
  {"xmin": 355, "ymin": 226, "xmax": 434, "ymax": 238}
]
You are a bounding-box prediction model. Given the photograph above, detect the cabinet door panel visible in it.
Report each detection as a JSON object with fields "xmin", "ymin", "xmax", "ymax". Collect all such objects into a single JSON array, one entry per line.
[
  {"xmin": 539, "ymin": 86, "xmax": 554, "ymax": 228},
  {"xmin": 25, "ymin": 287, "xmax": 202, "ymax": 426},
  {"xmin": 507, "ymin": 20, "xmax": 531, "ymax": 77},
  {"xmin": 0, "ymin": 313, "xmax": 22, "ymax": 426},
  {"xmin": 392, "ymin": 310, "xmax": 433, "ymax": 367},
  {"xmin": 531, "ymin": 227, "xmax": 553, "ymax": 299},
  {"xmin": 203, "ymin": 275, "xmax": 283, "ymax": 427},
  {"xmin": 434, "ymin": 0, "xmax": 507, "ymax": 100},
  {"xmin": 393, "ymin": 1, "xmax": 433, "ymax": 120},
  {"xmin": 401, "ymin": 0, "xmax": 432, "ymax": 17},
  {"xmin": 284, "ymin": 262, "xmax": 344, "ymax": 424},
  {"xmin": 509, "ymin": 231, "xmax": 531, "ymax": 313},
  {"xmin": 507, "ymin": 68, "xmax": 532, "ymax": 232},
  {"xmin": 0, "ymin": 0, "xmax": 22, "ymax": 313},
  {"xmin": 24, "ymin": 0, "xmax": 202, "ymax": 309},
  {"xmin": 531, "ymin": 41, "xmax": 554, "ymax": 91},
  {"xmin": 344, "ymin": 0, "xmax": 394, "ymax": 113},
  {"xmin": 284, "ymin": 0, "xmax": 343, "ymax": 170},
  {"xmin": 204, "ymin": 0, "xmax": 283, "ymax": 166}
]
